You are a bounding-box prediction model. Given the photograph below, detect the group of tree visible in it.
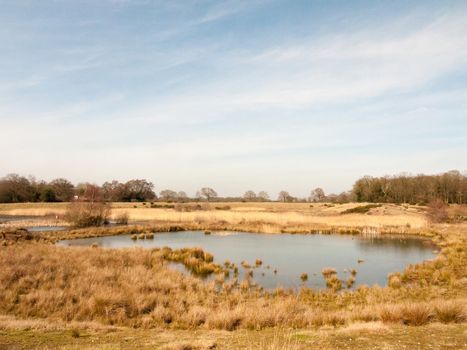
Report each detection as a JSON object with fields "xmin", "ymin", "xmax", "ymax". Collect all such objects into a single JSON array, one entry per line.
[
  {"xmin": 0, "ymin": 174, "xmax": 156, "ymax": 203},
  {"xmin": 101, "ymin": 179, "xmax": 156, "ymax": 202},
  {"xmin": 243, "ymin": 190, "xmax": 269, "ymax": 201},
  {"xmin": 1, "ymin": 170, "xmax": 465, "ymax": 204},
  {"xmin": 0, "ymin": 174, "xmax": 75, "ymax": 203},
  {"xmin": 352, "ymin": 170, "xmax": 467, "ymax": 204}
]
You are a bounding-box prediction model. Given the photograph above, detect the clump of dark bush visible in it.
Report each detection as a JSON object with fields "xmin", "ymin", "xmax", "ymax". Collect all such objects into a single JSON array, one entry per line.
[{"xmin": 341, "ymin": 204, "xmax": 381, "ymax": 215}]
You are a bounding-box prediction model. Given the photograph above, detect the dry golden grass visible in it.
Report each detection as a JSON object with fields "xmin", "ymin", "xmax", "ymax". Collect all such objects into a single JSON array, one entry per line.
[
  {"xmin": 0, "ymin": 240, "xmax": 465, "ymax": 331},
  {"xmin": 0, "ymin": 202, "xmax": 466, "ymax": 342},
  {"xmin": 0, "ymin": 202, "xmax": 428, "ymax": 232}
]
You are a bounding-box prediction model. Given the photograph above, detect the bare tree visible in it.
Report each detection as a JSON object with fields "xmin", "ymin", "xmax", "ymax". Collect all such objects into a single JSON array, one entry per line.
[
  {"xmin": 243, "ymin": 190, "xmax": 256, "ymax": 201},
  {"xmin": 310, "ymin": 187, "xmax": 326, "ymax": 202},
  {"xmin": 352, "ymin": 170, "xmax": 467, "ymax": 204},
  {"xmin": 160, "ymin": 189, "xmax": 177, "ymax": 201},
  {"xmin": 257, "ymin": 191, "xmax": 269, "ymax": 201},
  {"xmin": 278, "ymin": 190, "xmax": 292, "ymax": 202},
  {"xmin": 177, "ymin": 191, "xmax": 188, "ymax": 201},
  {"xmin": 197, "ymin": 187, "xmax": 217, "ymax": 201},
  {"xmin": 101, "ymin": 180, "xmax": 125, "ymax": 202}
]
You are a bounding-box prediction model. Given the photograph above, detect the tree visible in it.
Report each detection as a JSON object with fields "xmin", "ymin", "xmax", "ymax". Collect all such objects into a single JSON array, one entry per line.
[
  {"xmin": 243, "ymin": 190, "xmax": 256, "ymax": 201},
  {"xmin": 257, "ymin": 191, "xmax": 269, "ymax": 201},
  {"xmin": 82, "ymin": 184, "xmax": 102, "ymax": 202},
  {"xmin": 160, "ymin": 189, "xmax": 177, "ymax": 201},
  {"xmin": 351, "ymin": 171, "xmax": 467, "ymax": 204},
  {"xmin": 177, "ymin": 191, "xmax": 188, "ymax": 201},
  {"xmin": 0, "ymin": 174, "xmax": 37, "ymax": 203},
  {"xmin": 197, "ymin": 187, "xmax": 217, "ymax": 201},
  {"xmin": 310, "ymin": 187, "xmax": 325, "ymax": 202},
  {"xmin": 278, "ymin": 190, "xmax": 292, "ymax": 202},
  {"xmin": 39, "ymin": 186, "xmax": 57, "ymax": 202},
  {"xmin": 49, "ymin": 178, "xmax": 74, "ymax": 202},
  {"xmin": 101, "ymin": 180, "xmax": 125, "ymax": 202},
  {"xmin": 121, "ymin": 179, "xmax": 156, "ymax": 202}
]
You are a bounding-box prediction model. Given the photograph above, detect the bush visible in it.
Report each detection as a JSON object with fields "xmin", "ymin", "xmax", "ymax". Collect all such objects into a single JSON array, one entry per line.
[
  {"xmin": 341, "ymin": 204, "xmax": 381, "ymax": 215},
  {"xmin": 65, "ymin": 201, "xmax": 111, "ymax": 227},
  {"xmin": 427, "ymin": 199, "xmax": 449, "ymax": 223},
  {"xmin": 115, "ymin": 212, "xmax": 129, "ymax": 225}
]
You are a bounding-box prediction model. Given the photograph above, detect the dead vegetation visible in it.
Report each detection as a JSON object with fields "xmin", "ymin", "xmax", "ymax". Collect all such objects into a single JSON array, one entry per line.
[{"xmin": 0, "ymin": 202, "xmax": 466, "ymax": 334}]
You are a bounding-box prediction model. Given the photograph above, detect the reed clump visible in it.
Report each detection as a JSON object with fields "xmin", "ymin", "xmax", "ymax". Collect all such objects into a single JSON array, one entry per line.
[
  {"xmin": 115, "ymin": 212, "xmax": 129, "ymax": 225},
  {"xmin": 321, "ymin": 267, "xmax": 337, "ymax": 278},
  {"xmin": 346, "ymin": 276, "xmax": 355, "ymax": 288},
  {"xmin": 162, "ymin": 247, "xmax": 221, "ymax": 277},
  {"xmin": 241, "ymin": 261, "xmax": 251, "ymax": 269},
  {"xmin": 434, "ymin": 301, "xmax": 466, "ymax": 323}
]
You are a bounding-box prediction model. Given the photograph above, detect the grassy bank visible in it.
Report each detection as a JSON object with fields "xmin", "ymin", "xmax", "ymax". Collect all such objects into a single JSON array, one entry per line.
[{"xmin": 0, "ymin": 315, "xmax": 466, "ymax": 349}]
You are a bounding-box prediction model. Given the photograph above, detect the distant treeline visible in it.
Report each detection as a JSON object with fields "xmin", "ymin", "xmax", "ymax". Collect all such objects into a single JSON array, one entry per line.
[
  {"xmin": 352, "ymin": 170, "xmax": 467, "ymax": 204},
  {"xmin": 0, "ymin": 175, "xmax": 157, "ymax": 203},
  {"xmin": 0, "ymin": 170, "xmax": 465, "ymax": 204}
]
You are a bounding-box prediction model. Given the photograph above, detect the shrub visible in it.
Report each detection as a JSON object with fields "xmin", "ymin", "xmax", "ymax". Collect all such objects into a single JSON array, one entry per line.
[
  {"xmin": 65, "ymin": 201, "xmax": 111, "ymax": 227},
  {"xmin": 341, "ymin": 204, "xmax": 381, "ymax": 215},
  {"xmin": 427, "ymin": 199, "xmax": 449, "ymax": 223},
  {"xmin": 401, "ymin": 304, "xmax": 433, "ymax": 326},
  {"xmin": 115, "ymin": 212, "xmax": 129, "ymax": 225}
]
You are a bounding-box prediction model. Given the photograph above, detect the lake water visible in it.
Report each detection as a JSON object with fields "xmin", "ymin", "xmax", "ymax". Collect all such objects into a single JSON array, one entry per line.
[
  {"xmin": 27, "ymin": 226, "xmax": 67, "ymax": 232},
  {"xmin": 57, "ymin": 231, "xmax": 436, "ymax": 289}
]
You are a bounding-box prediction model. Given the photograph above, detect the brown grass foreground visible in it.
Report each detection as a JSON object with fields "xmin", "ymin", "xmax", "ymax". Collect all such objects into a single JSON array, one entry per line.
[{"xmin": 0, "ymin": 202, "xmax": 466, "ymax": 348}]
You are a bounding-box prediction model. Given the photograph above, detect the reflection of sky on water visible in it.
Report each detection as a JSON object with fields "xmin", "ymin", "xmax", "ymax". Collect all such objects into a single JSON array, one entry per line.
[{"xmin": 57, "ymin": 231, "xmax": 435, "ymax": 290}]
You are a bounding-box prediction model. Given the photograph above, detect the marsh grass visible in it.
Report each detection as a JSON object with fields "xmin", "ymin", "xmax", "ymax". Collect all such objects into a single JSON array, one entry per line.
[
  {"xmin": 0, "ymin": 202, "xmax": 465, "ymax": 332},
  {"xmin": 434, "ymin": 301, "xmax": 466, "ymax": 323}
]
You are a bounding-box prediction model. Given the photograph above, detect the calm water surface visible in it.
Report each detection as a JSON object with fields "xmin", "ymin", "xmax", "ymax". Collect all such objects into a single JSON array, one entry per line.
[
  {"xmin": 57, "ymin": 231, "xmax": 436, "ymax": 289},
  {"xmin": 28, "ymin": 226, "xmax": 67, "ymax": 232}
]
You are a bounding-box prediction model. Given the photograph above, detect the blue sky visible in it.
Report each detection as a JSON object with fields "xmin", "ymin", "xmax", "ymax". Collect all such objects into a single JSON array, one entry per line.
[{"xmin": 1, "ymin": 0, "xmax": 466, "ymax": 197}]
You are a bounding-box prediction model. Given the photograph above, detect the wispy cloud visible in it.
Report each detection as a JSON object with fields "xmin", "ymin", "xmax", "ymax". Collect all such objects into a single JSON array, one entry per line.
[{"xmin": 0, "ymin": 1, "xmax": 466, "ymax": 195}]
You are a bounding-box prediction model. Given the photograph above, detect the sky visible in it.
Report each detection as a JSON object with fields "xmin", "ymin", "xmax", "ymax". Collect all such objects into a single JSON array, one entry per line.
[{"xmin": 1, "ymin": 0, "xmax": 466, "ymax": 197}]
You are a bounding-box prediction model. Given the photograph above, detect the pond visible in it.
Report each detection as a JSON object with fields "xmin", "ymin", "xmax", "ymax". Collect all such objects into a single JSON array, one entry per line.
[
  {"xmin": 27, "ymin": 226, "xmax": 67, "ymax": 232},
  {"xmin": 57, "ymin": 231, "xmax": 436, "ymax": 289}
]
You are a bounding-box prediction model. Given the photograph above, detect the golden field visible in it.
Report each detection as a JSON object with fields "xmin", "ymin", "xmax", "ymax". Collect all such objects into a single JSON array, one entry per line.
[
  {"xmin": 0, "ymin": 202, "xmax": 466, "ymax": 349},
  {"xmin": 0, "ymin": 201, "xmax": 428, "ymax": 232}
]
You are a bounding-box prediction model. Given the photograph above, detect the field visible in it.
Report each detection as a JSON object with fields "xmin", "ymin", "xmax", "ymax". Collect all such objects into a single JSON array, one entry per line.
[{"xmin": 0, "ymin": 202, "xmax": 466, "ymax": 349}]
